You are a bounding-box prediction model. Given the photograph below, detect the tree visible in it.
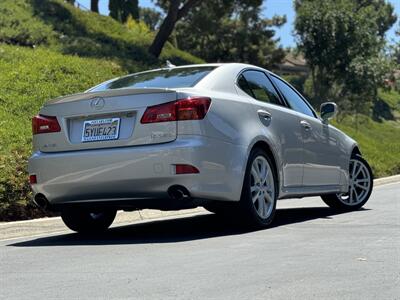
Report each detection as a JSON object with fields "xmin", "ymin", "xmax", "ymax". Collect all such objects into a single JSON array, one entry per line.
[
  {"xmin": 139, "ymin": 7, "xmax": 162, "ymax": 31},
  {"xmin": 148, "ymin": 0, "xmax": 201, "ymax": 58},
  {"xmin": 397, "ymin": 21, "xmax": 400, "ymax": 36},
  {"xmin": 91, "ymin": 0, "xmax": 99, "ymax": 13},
  {"xmin": 396, "ymin": 21, "xmax": 400, "ymax": 64},
  {"xmin": 295, "ymin": 0, "xmax": 397, "ymax": 107},
  {"xmin": 174, "ymin": 0, "xmax": 286, "ymax": 68},
  {"xmin": 109, "ymin": 0, "xmax": 139, "ymax": 23}
]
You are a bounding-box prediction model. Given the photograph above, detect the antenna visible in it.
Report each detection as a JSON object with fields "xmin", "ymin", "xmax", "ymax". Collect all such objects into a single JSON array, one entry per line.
[{"xmin": 165, "ymin": 60, "xmax": 176, "ymax": 68}]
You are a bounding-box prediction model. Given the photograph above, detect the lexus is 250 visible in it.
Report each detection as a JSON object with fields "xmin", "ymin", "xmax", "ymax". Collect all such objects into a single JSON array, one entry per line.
[{"xmin": 28, "ymin": 63, "xmax": 373, "ymax": 233}]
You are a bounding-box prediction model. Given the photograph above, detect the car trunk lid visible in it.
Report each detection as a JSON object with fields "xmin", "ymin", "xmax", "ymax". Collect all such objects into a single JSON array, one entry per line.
[{"xmin": 35, "ymin": 88, "xmax": 177, "ymax": 153}]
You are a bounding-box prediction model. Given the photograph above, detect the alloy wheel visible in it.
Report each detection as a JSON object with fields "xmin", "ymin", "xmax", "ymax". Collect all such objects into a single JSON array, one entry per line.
[
  {"xmin": 250, "ymin": 156, "xmax": 276, "ymax": 219},
  {"xmin": 337, "ymin": 158, "xmax": 371, "ymax": 206}
]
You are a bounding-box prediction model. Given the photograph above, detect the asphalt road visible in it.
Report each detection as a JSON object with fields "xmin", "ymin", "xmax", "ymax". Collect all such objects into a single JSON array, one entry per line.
[{"xmin": 1, "ymin": 183, "xmax": 399, "ymax": 300}]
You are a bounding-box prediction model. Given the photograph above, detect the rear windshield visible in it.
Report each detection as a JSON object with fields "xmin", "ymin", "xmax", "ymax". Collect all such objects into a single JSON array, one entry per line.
[{"xmin": 90, "ymin": 66, "xmax": 216, "ymax": 91}]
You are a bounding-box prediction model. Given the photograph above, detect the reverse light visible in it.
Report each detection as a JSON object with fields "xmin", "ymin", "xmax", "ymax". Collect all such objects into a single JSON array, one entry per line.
[
  {"xmin": 32, "ymin": 115, "xmax": 61, "ymax": 135},
  {"xmin": 141, "ymin": 97, "xmax": 211, "ymax": 124},
  {"xmin": 175, "ymin": 164, "xmax": 200, "ymax": 174}
]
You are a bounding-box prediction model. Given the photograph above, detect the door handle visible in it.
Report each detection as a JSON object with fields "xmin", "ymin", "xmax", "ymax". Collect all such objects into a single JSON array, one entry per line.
[
  {"xmin": 257, "ymin": 110, "xmax": 272, "ymax": 120},
  {"xmin": 300, "ymin": 120, "xmax": 312, "ymax": 130}
]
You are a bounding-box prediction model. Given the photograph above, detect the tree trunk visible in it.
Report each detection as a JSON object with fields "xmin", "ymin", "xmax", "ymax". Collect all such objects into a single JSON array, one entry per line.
[
  {"xmin": 148, "ymin": 0, "xmax": 199, "ymax": 58},
  {"xmin": 149, "ymin": 14, "xmax": 178, "ymax": 57},
  {"xmin": 314, "ymin": 67, "xmax": 329, "ymax": 105},
  {"xmin": 311, "ymin": 67, "xmax": 317, "ymax": 101},
  {"xmin": 91, "ymin": 0, "xmax": 99, "ymax": 13}
]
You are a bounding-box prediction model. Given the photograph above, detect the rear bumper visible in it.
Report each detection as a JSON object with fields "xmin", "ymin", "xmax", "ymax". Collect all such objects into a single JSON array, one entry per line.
[{"xmin": 28, "ymin": 136, "xmax": 247, "ymax": 208}]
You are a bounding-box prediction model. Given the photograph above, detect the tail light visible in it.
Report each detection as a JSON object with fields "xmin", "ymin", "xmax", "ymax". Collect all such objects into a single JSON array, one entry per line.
[
  {"xmin": 32, "ymin": 115, "xmax": 61, "ymax": 135},
  {"xmin": 141, "ymin": 97, "xmax": 211, "ymax": 124}
]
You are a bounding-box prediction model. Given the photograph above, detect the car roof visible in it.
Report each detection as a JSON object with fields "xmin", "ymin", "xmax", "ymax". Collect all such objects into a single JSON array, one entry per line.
[
  {"xmin": 166, "ymin": 62, "xmax": 263, "ymax": 70},
  {"xmin": 138, "ymin": 62, "xmax": 267, "ymax": 73},
  {"xmin": 89, "ymin": 63, "xmax": 274, "ymax": 94}
]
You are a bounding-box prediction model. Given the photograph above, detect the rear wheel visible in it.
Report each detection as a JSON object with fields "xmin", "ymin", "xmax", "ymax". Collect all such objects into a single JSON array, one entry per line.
[
  {"xmin": 61, "ymin": 209, "xmax": 117, "ymax": 233},
  {"xmin": 321, "ymin": 155, "xmax": 373, "ymax": 210},
  {"xmin": 239, "ymin": 148, "xmax": 278, "ymax": 227}
]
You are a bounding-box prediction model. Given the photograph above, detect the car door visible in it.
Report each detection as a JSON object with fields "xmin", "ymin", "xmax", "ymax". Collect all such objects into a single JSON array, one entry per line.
[
  {"xmin": 237, "ymin": 70, "xmax": 304, "ymax": 188},
  {"xmin": 270, "ymin": 74, "xmax": 342, "ymax": 187}
]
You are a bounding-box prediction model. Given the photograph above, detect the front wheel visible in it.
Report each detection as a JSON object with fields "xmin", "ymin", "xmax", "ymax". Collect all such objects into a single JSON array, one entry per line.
[
  {"xmin": 61, "ymin": 209, "xmax": 117, "ymax": 233},
  {"xmin": 321, "ymin": 155, "xmax": 373, "ymax": 210},
  {"xmin": 239, "ymin": 148, "xmax": 278, "ymax": 227}
]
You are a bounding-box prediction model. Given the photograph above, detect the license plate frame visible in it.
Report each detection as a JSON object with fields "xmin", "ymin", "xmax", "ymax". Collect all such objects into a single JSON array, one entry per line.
[{"xmin": 81, "ymin": 117, "xmax": 121, "ymax": 142}]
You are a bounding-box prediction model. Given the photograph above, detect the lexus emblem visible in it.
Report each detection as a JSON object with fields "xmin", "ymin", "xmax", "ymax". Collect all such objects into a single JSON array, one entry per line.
[{"xmin": 90, "ymin": 97, "xmax": 105, "ymax": 110}]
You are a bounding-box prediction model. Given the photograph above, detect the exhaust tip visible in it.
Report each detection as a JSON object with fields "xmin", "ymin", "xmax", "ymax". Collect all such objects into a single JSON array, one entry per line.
[
  {"xmin": 168, "ymin": 185, "xmax": 191, "ymax": 201},
  {"xmin": 34, "ymin": 194, "xmax": 49, "ymax": 209}
]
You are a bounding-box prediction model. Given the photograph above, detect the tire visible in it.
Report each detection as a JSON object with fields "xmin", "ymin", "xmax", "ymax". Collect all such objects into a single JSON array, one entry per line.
[
  {"xmin": 61, "ymin": 209, "xmax": 117, "ymax": 233},
  {"xmin": 238, "ymin": 148, "xmax": 278, "ymax": 227},
  {"xmin": 321, "ymin": 154, "xmax": 373, "ymax": 211}
]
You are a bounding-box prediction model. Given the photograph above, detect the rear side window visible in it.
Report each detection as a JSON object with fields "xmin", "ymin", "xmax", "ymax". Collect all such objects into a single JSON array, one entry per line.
[
  {"xmin": 237, "ymin": 75, "xmax": 253, "ymax": 96},
  {"xmin": 238, "ymin": 70, "xmax": 281, "ymax": 105},
  {"xmin": 271, "ymin": 75, "xmax": 316, "ymax": 118},
  {"xmin": 90, "ymin": 67, "xmax": 216, "ymax": 91}
]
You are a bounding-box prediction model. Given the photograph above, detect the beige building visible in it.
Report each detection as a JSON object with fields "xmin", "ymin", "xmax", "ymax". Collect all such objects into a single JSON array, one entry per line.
[{"xmin": 276, "ymin": 54, "xmax": 309, "ymax": 76}]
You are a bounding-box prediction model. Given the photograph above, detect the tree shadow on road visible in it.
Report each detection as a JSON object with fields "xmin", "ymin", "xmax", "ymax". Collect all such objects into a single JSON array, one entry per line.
[{"xmin": 9, "ymin": 207, "xmax": 369, "ymax": 247}]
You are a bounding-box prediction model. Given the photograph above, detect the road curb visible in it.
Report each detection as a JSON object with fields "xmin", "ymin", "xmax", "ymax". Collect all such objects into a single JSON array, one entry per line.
[
  {"xmin": 0, "ymin": 207, "xmax": 205, "ymax": 227},
  {"xmin": 373, "ymin": 174, "xmax": 400, "ymax": 186},
  {"xmin": 0, "ymin": 208, "xmax": 206, "ymax": 241}
]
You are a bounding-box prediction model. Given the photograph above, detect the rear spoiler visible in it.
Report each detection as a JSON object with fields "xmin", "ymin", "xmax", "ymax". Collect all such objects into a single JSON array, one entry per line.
[{"xmin": 45, "ymin": 88, "xmax": 175, "ymax": 106}]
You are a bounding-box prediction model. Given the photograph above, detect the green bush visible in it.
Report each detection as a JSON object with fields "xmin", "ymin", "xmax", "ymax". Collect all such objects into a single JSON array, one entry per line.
[{"xmin": 0, "ymin": 150, "xmax": 58, "ymax": 221}]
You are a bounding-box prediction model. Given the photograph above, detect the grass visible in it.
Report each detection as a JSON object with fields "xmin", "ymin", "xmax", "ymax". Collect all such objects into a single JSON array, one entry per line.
[
  {"xmin": 0, "ymin": 0, "xmax": 55, "ymax": 47},
  {"xmin": 379, "ymin": 89, "xmax": 400, "ymax": 109},
  {"xmin": 0, "ymin": 45, "xmax": 124, "ymax": 154},
  {"xmin": 334, "ymin": 114, "xmax": 400, "ymax": 178}
]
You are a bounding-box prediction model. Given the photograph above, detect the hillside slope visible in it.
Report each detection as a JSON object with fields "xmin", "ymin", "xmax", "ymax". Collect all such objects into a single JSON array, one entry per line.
[
  {"xmin": 0, "ymin": 0, "xmax": 202, "ymax": 68},
  {"xmin": 334, "ymin": 116, "xmax": 400, "ymax": 177}
]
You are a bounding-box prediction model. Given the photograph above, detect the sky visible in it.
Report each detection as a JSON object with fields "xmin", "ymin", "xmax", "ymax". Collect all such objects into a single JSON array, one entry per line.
[{"xmin": 78, "ymin": 0, "xmax": 400, "ymax": 48}]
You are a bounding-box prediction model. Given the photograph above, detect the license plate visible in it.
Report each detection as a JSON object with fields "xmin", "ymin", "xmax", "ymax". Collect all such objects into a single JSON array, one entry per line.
[{"xmin": 82, "ymin": 118, "xmax": 120, "ymax": 142}]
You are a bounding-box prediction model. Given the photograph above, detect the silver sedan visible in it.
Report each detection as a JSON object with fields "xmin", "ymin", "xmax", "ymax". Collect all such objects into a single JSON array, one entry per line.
[{"xmin": 28, "ymin": 63, "xmax": 373, "ymax": 233}]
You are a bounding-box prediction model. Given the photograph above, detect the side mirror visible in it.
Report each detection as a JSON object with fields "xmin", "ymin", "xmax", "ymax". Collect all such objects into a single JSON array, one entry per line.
[{"xmin": 320, "ymin": 102, "xmax": 338, "ymax": 124}]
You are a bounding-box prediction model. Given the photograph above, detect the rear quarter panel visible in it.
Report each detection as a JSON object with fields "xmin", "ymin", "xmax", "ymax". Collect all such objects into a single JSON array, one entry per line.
[
  {"xmin": 176, "ymin": 87, "xmax": 288, "ymax": 199},
  {"xmin": 175, "ymin": 89, "xmax": 257, "ymax": 200}
]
